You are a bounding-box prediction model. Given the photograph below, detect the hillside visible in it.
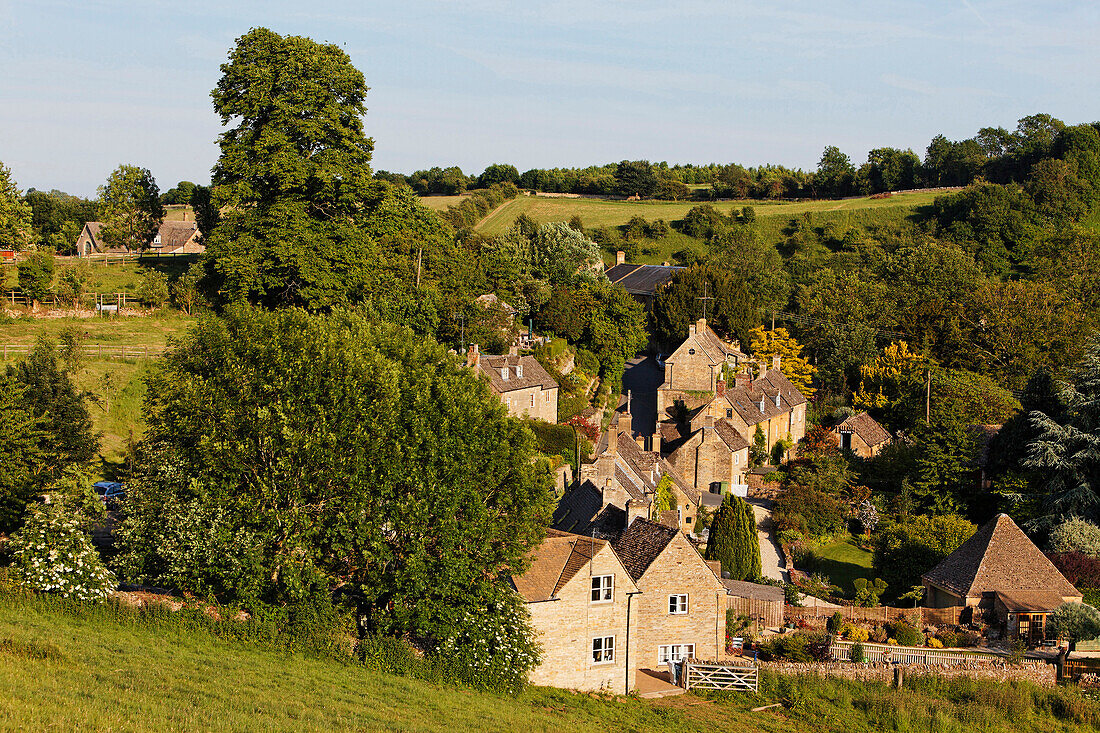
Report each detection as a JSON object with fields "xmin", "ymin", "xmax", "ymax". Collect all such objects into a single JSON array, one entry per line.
[
  {"xmin": 1, "ymin": 592, "xmax": 1097, "ymax": 733},
  {"xmin": 473, "ymin": 190, "xmax": 946, "ymax": 238}
]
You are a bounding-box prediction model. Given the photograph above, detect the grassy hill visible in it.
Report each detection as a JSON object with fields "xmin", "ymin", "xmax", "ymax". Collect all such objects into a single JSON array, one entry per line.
[
  {"xmin": 474, "ymin": 190, "xmax": 945, "ymax": 238},
  {"xmin": 1, "ymin": 591, "xmax": 1097, "ymax": 732}
]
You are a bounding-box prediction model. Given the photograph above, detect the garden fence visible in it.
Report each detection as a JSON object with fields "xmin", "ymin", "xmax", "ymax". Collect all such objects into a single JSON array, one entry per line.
[
  {"xmin": 786, "ymin": 605, "xmax": 963, "ymax": 627},
  {"xmin": 831, "ymin": 640, "xmax": 1007, "ymax": 666},
  {"xmin": 0, "ymin": 343, "xmax": 165, "ymax": 360},
  {"xmin": 682, "ymin": 659, "xmax": 758, "ymax": 692}
]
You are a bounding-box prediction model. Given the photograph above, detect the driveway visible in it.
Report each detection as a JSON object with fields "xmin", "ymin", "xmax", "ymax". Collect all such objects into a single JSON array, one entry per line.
[{"xmin": 748, "ymin": 499, "xmax": 787, "ymax": 583}]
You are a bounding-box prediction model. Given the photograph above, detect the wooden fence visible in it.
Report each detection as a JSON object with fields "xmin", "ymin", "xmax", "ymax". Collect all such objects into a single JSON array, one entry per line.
[
  {"xmin": 786, "ymin": 605, "xmax": 964, "ymax": 627},
  {"xmin": 683, "ymin": 660, "xmax": 759, "ymax": 692},
  {"xmin": 4, "ymin": 291, "xmax": 137, "ymax": 308},
  {"xmin": 728, "ymin": 596, "xmax": 784, "ymax": 629},
  {"xmin": 1063, "ymin": 657, "xmax": 1100, "ymax": 680},
  {"xmin": 831, "ymin": 640, "xmax": 1007, "ymax": 666},
  {"xmin": 0, "ymin": 344, "xmax": 165, "ymax": 360}
]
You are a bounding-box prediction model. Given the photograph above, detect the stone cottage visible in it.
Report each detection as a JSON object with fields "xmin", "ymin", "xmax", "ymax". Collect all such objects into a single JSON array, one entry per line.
[
  {"xmin": 76, "ymin": 220, "xmax": 204, "ymax": 257},
  {"xmin": 922, "ymin": 513, "xmax": 1081, "ymax": 644},
  {"xmin": 468, "ymin": 344, "xmax": 559, "ymax": 423},
  {"xmin": 831, "ymin": 411, "xmax": 891, "ymax": 458}
]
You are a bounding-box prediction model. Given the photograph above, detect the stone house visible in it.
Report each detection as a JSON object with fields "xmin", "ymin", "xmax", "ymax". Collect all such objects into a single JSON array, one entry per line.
[
  {"xmin": 512, "ymin": 529, "xmax": 640, "ymax": 694},
  {"xmin": 661, "ymin": 414, "xmax": 750, "ymax": 498},
  {"xmin": 831, "ymin": 411, "xmax": 891, "ymax": 458},
  {"xmin": 468, "ymin": 344, "xmax": 558, "ymax": 423},
  {"xmin": 76, "ymin": 220, "xmax": 204, "ymax": 257},
  {"xmin": 657, "ymin": 318, "xmax": 748, "ymax": 416},
  {"xmin": 611, "ymin": 518, "xmax": 727, "ymax": 668},
  {"xmin": 553, "ymin": 407, "xmax": 706, "ymax": 538},
  {"xmin": 922, "ymin": 514, "xmax": 1081, "ymax": 645}
]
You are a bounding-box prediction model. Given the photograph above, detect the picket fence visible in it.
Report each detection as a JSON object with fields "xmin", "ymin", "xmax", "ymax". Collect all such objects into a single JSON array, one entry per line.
[{"xmin": 831, "ymin": 640, "xmax": 1007, "ymax": 666}]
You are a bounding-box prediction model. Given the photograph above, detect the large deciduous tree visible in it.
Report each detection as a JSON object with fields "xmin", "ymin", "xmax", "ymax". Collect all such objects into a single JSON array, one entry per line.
[
  {"xmin": 117, "ymin": 307, "xmax": 554, "ymax": 647},
  {"xmin": 203, "ymin": 28, "xmax": 380, "ymax": 308},
  {"xmin": 872, "ymin": 514, "xmax": 975, "ymax": 595},
  {"xmin": 98, "ymin": 165, "xmax": 165, "ymax": 253}
]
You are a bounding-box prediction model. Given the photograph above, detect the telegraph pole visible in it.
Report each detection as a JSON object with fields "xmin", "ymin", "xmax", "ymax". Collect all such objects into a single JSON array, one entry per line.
[{"xmin": 925, "ymin": 369, "xmax": 931, "ymax": 424}]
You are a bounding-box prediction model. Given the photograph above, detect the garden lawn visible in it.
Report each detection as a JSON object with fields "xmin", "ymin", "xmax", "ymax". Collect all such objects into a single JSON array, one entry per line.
[{"xmin": 810, "ymin": 536, "xmax": 874, "ymax": 597}]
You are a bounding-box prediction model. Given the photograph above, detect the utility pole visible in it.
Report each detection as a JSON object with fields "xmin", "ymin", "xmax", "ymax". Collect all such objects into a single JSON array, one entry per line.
[
  {"xmin": 925, "ymin": 369, "xmax": 931, "ymax": 424},
  {"xmin": 415, "ymin": 247, "xmax": 423, "ymax": 288},
  {"xmin": 452, "ymin": 311, "xmax": 466, "ymax": 351}
]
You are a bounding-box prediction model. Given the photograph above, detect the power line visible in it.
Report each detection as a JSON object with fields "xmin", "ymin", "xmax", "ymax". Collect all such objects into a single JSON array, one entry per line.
[{"xmin": 766, "ymin": 309, "xmax": 907, "ymax": 340}]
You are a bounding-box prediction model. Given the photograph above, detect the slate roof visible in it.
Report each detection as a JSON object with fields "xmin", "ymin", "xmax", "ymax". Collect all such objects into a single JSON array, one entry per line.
[
  {"xmin": 82, "ymin": 220, "xmax": 201, "ymax": 253},
  {"xmin": 611, "ymin": 518, "xmax": 680, "ymax": 581},
  {"xmin": 605, "ymin": 263, "xmax": 682, "ymax": 295},
  {"xmin": 722, "ymin": 369, "xmax": 807, "ymax": 427},
  {"xmin": 512, "ymin": 529, "xmax": 608, "ymax": 603},
  {"xmin": 551, "ymin": 483, "xmax": 626, "ymax": 539},
  {"xmin": 665, "ymin": 319, "xmax": 748, "ymax": 367},
  {"xmin": 922, "ymin": 514, "xmax": 1079, "ymax": 601},
  {"xmin": 477, "ymin": 354, "xmax": 558, "ymax": 393},
  {"xmin": 722, "ymin": 579, "xmax": 785, "ymax": 603},
  {"xmin": 714, "ymin": 420, "xmax": 750, "ymax": 451},
  {"xmin": 834, "ymin": 411, "xmax": 891, "ymax": 448},
  {"xmin": 995, "ymin": 590, "xmax": 1072, "ymax": 613}
]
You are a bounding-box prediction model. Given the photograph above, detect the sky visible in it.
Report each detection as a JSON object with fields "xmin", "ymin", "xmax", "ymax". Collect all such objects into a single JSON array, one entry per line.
[{"xmin": 2, "ymin": 0, "xmax": 1099, "ymax": 197}]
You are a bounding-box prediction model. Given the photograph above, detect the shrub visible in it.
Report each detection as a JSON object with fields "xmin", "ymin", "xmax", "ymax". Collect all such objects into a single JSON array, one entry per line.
[
  {"xmin": 1048, "ymin": 552, "xmax": 1100, "ymax": 588},
  {"xmin": 774, "ymin": 484, "xmax": 846, "ymax": 538},
  {"xmin": 870, "ymin": 625, "xmax": 888, "ymax": 643},
  {"xmin": 705, "ymin": 495, "xmax": 761, "ymax": 581},
  {"xmin": 850, "ymin": 641, "xmax": 866, "ymax": 663},
  {"xmin": 758, "ymin": 631, "xmax": 830, "ymax": 662},
  {"xmin": 890, "ymin": 621, "xmax": 925, "ymax": 647},
  {"xmin": 435, "ymin": 593, "xmax": 541, "ymax": 694},
  {"xmin": 137, "ymin": 270, "xmax": 169, "ymax": 308},
  {"xmin": 847, "ymin": 627, "xmax": 870, "ymax": 643},
  {"xmin": 873, "ymin": 514, "xmax": 975, "ymax": 596},
  {"xmin": 827, "ymin": 610, "xmax": 844, "ymax": 634},
  {"xmin": 1047, "ymin": 602, "xmax": 1100, "ymax": 651},
  {"xmin": 17, "ymin": 252, "xmax": 55, "ymax": 303},
  {"xmin": 927, "ymin": 637, "xmax": 943, "ymax": 648},
  {"xmin": 9, "ymin": 500, "xmax": 115, "ymax": 602},
  {"xmin": 56, "ymin": 263, "xmax": 92, "ymax": 306},
  {"xmin": 853, "ymin": 577, "xmax": 888, "ymax": 607},
  {"xmin": 936, "ymin": 630, "xmax": 958, "ymax": 648},
  {"xmin": 1051, "ymin": 518, "xmax": 1100, "ymax": 556},
  {"xmin": 956, "ymin": 631, "xmax": 980, "ymax": 647}
]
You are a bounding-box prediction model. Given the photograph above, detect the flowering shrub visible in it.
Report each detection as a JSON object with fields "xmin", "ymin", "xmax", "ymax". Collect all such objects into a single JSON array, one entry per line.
[
  {"xmin": 857, "ymin": 500, "xmax": 878, "ymax": 534},
  {"xmin": 9, "ymin": 500, "xmax": 115, "ymax": 602},
  {"xmin": 847, "ymin": 627, "xmax": 870, "ymax": 643},
  {"xmin": 927, "ymin": 637, "xmax": 943, "ymax": 648},
  {"xmin": 435, "ymin": 593, "xmax": 542, "ymax": 695}
]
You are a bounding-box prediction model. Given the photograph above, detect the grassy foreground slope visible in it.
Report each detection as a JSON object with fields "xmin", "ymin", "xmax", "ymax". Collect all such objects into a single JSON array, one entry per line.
[
  {"xmin": 1, "ymin": 593, "xmax": 1098, "ymax": 732},
  {"xmin": 475, "ymin": 190, "xmax": 945, "ymax": 237}
]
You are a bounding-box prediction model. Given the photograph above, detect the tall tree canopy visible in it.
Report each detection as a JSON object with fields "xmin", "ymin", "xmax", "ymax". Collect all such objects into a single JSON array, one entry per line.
[
  {"xmin": 117, "ymin": 307, "xmax": 553, "ymax": 644},
  {"xmin": 203, "ymin": 28, "xmax": 382, "ymax": 308},
  {"xmin": 0, "ymin": 161, "xmax": 33, "ymax": 251},
  {"xmin": 98, "ymin": 165, "xmax": 164, "ymax": 253}
]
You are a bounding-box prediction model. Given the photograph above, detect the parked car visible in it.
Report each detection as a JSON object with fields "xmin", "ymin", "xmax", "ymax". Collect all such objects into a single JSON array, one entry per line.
[{"xmin": 93, "ymin": 481, "xmax": 126, "ymax": 505}]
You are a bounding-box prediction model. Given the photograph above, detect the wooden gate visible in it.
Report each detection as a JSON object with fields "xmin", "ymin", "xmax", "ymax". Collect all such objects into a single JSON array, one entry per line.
[{"xmin": 683, "ymin": 661, "xmax": 759, "ymax": 691}]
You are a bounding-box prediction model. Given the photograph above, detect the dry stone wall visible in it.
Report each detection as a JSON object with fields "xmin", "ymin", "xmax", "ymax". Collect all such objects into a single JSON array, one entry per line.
[{"xmin": 758, "ymin": 660, "xmax": 1056, "ymax": 687}]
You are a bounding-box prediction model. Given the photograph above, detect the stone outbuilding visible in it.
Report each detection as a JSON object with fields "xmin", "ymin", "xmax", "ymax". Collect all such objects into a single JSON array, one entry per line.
[
  {"xmin": 831, "ymin": 411, "xmax": 891, "ymax": 458},
  {"xmin": 76, "ymin": 220, "xmax": 204, "ymax": 257},
  {"xmin": 922, "ymin": 513, "xmax": 1081, "ymax": 645}
]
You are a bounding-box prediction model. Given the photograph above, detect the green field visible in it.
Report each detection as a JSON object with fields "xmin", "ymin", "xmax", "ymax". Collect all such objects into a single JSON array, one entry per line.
[
  {"xmin": 3, "ymin": 255, "xmax": 200, "ymax": 295},
  {"xmin": 474, "ymin": 190, "xmax": 945, "ymax": 238},
  {"xmin": 417, "ymin": 194, "xmax": 470, "ymax": 212},
  {"xmin": 1, "ymin": 591, "xmax": 1097, "ymax": 732},
  {"xmin": 807, "ymin": 536, "xmax": 875, "ymax": 597}
]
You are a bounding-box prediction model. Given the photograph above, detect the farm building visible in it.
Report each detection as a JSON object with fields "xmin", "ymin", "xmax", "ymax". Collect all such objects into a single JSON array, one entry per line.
[
  {"xmin": 831, "ymin": 411, "xmax": 891, "ymax": 458},
  {"xmin": 605, "ymin": 251, "xmax": 682, "ymax": 310}
]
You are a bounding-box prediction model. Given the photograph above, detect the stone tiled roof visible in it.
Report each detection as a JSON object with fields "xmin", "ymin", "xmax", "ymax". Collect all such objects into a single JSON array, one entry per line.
[
  {"xmin": 551, "ymin": 483, "xmax": 625, "ymax": 539},
  {"xmin": 605, "ymin": 263, "xmax": 682, "ymax": 294},
  {"xmin": 666, "ymin": 319, "xmax": 747, "ymax": 366},
  {"xmin": 512, "ymin": 529, "xmax": 607, "ymax": 602},
  {"xmin": 157, "ymin": 221, "xmax": 199, "ymax": 251},
  {"xmin": 722, "ymin": 579, "xmax": 785, "ymax": 602},
  {"xmin": 714, "ymin": 419, "xmax": 750, "ymax": 451},
  {"xmin": 995, "ymin": 590, "xmax": 1072, "ymax": 613},
  {"xmin": 922, "ymin": 514, "xmax": 1079, "ymax": 600},
  {"xmin": 611, "ymin": 518, "xmax": 679, "ymax": 581},
  {"xmin": 477, "ymin": 354, "xmax": 558, "ymax": 393},
  {"xmin": 835, "ymin": 411, "xmax": 891, "ymax": 447},
  {"xmin": 722, "ymin": 368, "xmax": 806, "ymax": 427}
]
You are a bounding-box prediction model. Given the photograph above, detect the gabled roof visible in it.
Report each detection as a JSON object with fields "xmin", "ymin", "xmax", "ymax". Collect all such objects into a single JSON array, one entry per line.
[
  {"xmin": 834, "ymin": 411, "xmax": 891, "ymax": 447},
  {"xmin": 722, "ymin": 369, "xmax": 806, "ymax": 427},
  {"xmin": 665, "ymin": 319, "xmax": 747, "ymax": 366},
  {"xmin": 81, "ymin": 220, "xmax": 201, "ymax": 253},
  {"xmin": 714, "ymin": 419, "xmax": 750, "ymax": 452},
  {"xmin": 551, "ymin": 483, "xmax": 626, "ymax": 539},
  {"xmin": 513, "ymin": 529, "xmax": 609, "ymax": 602},
  {"xmin": 611, "ymin": 518, "xmax": 679, "ymax": 582},
  {"xmin": 922, "ymin": 514, "xmax": 1079, "ymax": 600},
  {"xmin": 605, "ymin": 263, "xmax": 682, "ymax": 294},
  {"xmin": 477, "ymin": 354, "xmax": 558, "ymax": 393},
  {"xmin": 722, "ymin": 579, "xmax": 785, "ymax": 602}
]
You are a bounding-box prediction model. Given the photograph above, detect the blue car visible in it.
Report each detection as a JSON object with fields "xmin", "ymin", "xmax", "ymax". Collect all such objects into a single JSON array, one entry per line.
[{"xmin": 93, "ymin": 481, "xmax": 126, "ymax": 504}]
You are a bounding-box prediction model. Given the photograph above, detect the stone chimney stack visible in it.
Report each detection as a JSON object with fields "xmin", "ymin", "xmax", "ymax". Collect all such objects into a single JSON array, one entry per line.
[
  {"xmin": 620, "ymin": 391, "xmax": 633, "ymax": 437},
  {"xmin": 466, "ymin": 343, "xmax": 480, "ymax": 368},
  {"xmin": 607, "ymin": 426, "xmax": 618, "ymax": 456},
  {"xmin": 735, "ymin": 371, "xmax": 751, "ymax": 389},
  {"xmin": 716, "ymin": 379, "xmax": 726, "ymax": 397},
  {"xmin": 696, "ymin": 317, "xmax": 707, "ymax": 334},
  {"xmin": 772, "ymin": 354, "xmax": 781, "ymax": 371},
  {"xmin": 616, "ymin": 250, "xmax": 626, "ymax": 266},
  {"xmin": 625, "ymin": 498, "xmax": 647, "ymax": 527}
]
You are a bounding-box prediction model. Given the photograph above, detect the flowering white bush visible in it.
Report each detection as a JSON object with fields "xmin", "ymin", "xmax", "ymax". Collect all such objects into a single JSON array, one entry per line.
[
  {"xmin": 435, "ymin": 593, "xmax": 542, "ymax": 694},
  {"xmin": 858, "ymin": 500, "xmax": 878, "ymax": 534},
  {"xmin": 9, "ymin": 501, "xmax": 115, "ymax": 602}
]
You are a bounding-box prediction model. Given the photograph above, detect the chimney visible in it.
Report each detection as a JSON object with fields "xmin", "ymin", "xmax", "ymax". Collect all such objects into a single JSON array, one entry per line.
[
  {"xmin": 607, "ymin": 427, "xmax": 618, "ymax": 456},
  {"xmin": 735, "ymin": 372, "xmax": 751, "ymax": 389},
  {"xmin": 620, "ymin": 391, "xmax": 633, "ymax": 436},
  {"xmin": 696, "ymin": 317, "xmax": 707, "ymax": 334},
  {"xmin": 625, "ymin": 499, "xmax": 647, "ymax": 527},
  {"xmin": 616, "ymin": 250, "xmax": 626, "ymax": 266},
  {"xmin": 508, "ymin": 342, "xmax": 519, "ymax": 356},
  {"xmin": 717, "ymin": 379, "xmax": 726, "ymax": 396},
  {"xmin": 702, "ymin": 414, "xmax": 714, "ymax": 443},
  {"xmin": 602, "ymin": 477, "xmax": 629, "ymax": 511},
  {"xmin": 772, "ymin": 354, "xmax": 781, "ymax": 371},
  {"xmin": 466, "ymin": 343, "xmax": 480, "ymax": 368}
]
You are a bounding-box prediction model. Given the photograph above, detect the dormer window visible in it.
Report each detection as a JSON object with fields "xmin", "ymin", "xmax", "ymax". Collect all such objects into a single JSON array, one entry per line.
[
  {"xmin": 501, "ymin": 367, "xmax": 509, "ymax": 381},
  {"xmin": 516, "ymin": 364, "xmax": 524, "ymax": 378},
  {"xmin": 774, "ymin": 394, "xmax": 781, "ymax": 408},
  {"xmin": 758, "ymin": 397, "xmax": 766, "ymax": 412}
]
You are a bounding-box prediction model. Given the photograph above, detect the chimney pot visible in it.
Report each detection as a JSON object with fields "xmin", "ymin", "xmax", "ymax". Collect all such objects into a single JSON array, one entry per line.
[
  {"xmin": 616, "ymin": 250, "xmax": 626, "ymax": 265},
  {"xmin": 467, "ymin": 343, "xmax": 480, "ymax": 368},
  {"xmin": 772, "ymin": 354, "xmax": 781, "ymax": 371}
]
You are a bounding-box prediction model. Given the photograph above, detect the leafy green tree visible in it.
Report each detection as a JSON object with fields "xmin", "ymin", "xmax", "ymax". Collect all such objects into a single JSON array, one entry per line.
[
  {"xmin": 536, "ymin": 279, "xmax": 646, "ymax": 380},
  {"xmin": 852, "ymin": 578, "xmax": 888, "ymax": 607},
  {"xmin": 862, "ymin": 147, "xmax": 920, "ymax": 193},
  {"xmin": 531, "ymin": 223, "xmax": 602, "ymax": 284},
  {"xmin": 1050, "ymin": 518, "xmax": 1100, "ymax": 557},
  {"xmin": 477, "ymin": 164, "xmax": 520, "ymax": 188},
  {"xmin": 0, "ymin": 375, "xmax": 47, "ymax": 533},
  {"xmin": 160, "ymin": 181, "xmax": 196, "ymax": 205},
  {"xmin": 170, "ymin": 263, "xmax": 204, "ymax": 315},
  {"xmin": 815, "ymin": 146, "xmax": 856, "ymax": 198},
  {"xmin": 872, "ymin": 514, "xmax": 975, "ymax": 595},
  {"xmin": 651, "ymin": 264, "xmax": 760, "ymax": 350},
  {"xmin": 1047, "ymin": 602, "xmax": 1100, "ymax": 651},
  {"xmin": 203, "ymin": 28, "xmax": 379, "ymax": 308},
  {"xmin": 136, "ymin": 270, "xmax": 170, "ymax": 308},
  {"xmin": 17, "ymin": 251, "xmax": 55, "ymax": 303},
  {"xmin": 907, "ymin": 419, "xmax": 980, "ymax": 517},
  {"xmin": 98, "ymin": 165, "xmax": 164, "ymax": 252},
  {"xmin": 748, "ymin": 326, "xmax": 816, "ymax": 398},
  {"xmin": 56, "ymin": 261, "xmax": 92, "ymax": 306},
  {"xmin": 613, "ymin": 160, "xmax": 658, "ymax": 198},
  {"xmin": 705, "ymin": 495, "xmax": 761, "ymax": 581},
  {"xmin": 117, "ymin": 307, "xmax": 553, "ymax": 650},
  {"xmin": 1026, "ymin": 339, "xmax": 1100, "ymax": 528},
  {"xmin": 0, "ymin": 161, "xmax": 33, "ymax": 250},
  {"xmin": 189, "ymin": 185, "xmax": 220, "ymax": 244}
]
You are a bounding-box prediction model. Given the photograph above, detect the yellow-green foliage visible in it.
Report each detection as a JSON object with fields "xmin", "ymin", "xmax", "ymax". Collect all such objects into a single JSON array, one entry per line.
[
  {"xmin": 748, "ymin": 326, "xmax": 815, "ymax": 397},
  {"xmin": 853, "ymin": 340, "xmax": 926, "ymax": 411},
  {"xmin": 846, "ymin": 627, "xmax": 870, "ymax": 643}
]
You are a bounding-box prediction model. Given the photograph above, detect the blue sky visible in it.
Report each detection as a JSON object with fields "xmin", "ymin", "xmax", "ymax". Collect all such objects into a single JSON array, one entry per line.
[{"xmin": 2, "ymin": 1, "xmax": 1098, "ymax": 197}]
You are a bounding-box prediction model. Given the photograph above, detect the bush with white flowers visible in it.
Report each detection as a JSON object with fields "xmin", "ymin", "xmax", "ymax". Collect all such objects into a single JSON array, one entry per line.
[
  {"xmin": 9, "ymin": 500, "xmax": 115, "ymax": 602},
  {"xmin": 435, "ymin": 591, "xmax": 542, "ymax": 694}
]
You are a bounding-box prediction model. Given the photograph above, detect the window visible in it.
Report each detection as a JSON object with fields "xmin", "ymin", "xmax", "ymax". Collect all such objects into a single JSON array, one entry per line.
[
  {"xmin": 658, "ymin": 644, "xmax": 695, "ymax": 664},
  {"xmin": 734, "ymin": 454, "xmax": 740, "ymax": 465},
  {"xmin": 669, "ymin": 594, "xmax": 688, "ymax": 614},
  {"xmin": 545, "ymin": 391, "xmax": 550, "ymax": 402},
  {"xmin": 530, "ymin": 394, "xmax": 535, "ymax": 407},
  {"xmin": 591, "ymin": 575, "xmax": 613, "ymax": 603},
  {"xmin": 592, "ymin": 636, "xmax": 615, "ymax": 663},
  {"xmin": 688, "ymin": 348, "xmax": 695, "ymax": 355},
  {"xmin": 726, "ymin": 408, "xmax": 733, "ymax": 419}
]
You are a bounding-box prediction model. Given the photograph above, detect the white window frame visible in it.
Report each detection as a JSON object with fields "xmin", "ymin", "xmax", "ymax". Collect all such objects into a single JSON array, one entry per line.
[
  {"xmin": 592, "ymin": 635, "xmax": 615, "ymax": 664},
  {"xmin": 591, "ymin": 574, "xmax": 614, "ymax": 603},
  {"xmin": 657, "ymin": 644, "xmax": 695, "ymax": 665},
  {"xmin": 669, "ymin": 594, "xmax": 688, "ymax": 614}
]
